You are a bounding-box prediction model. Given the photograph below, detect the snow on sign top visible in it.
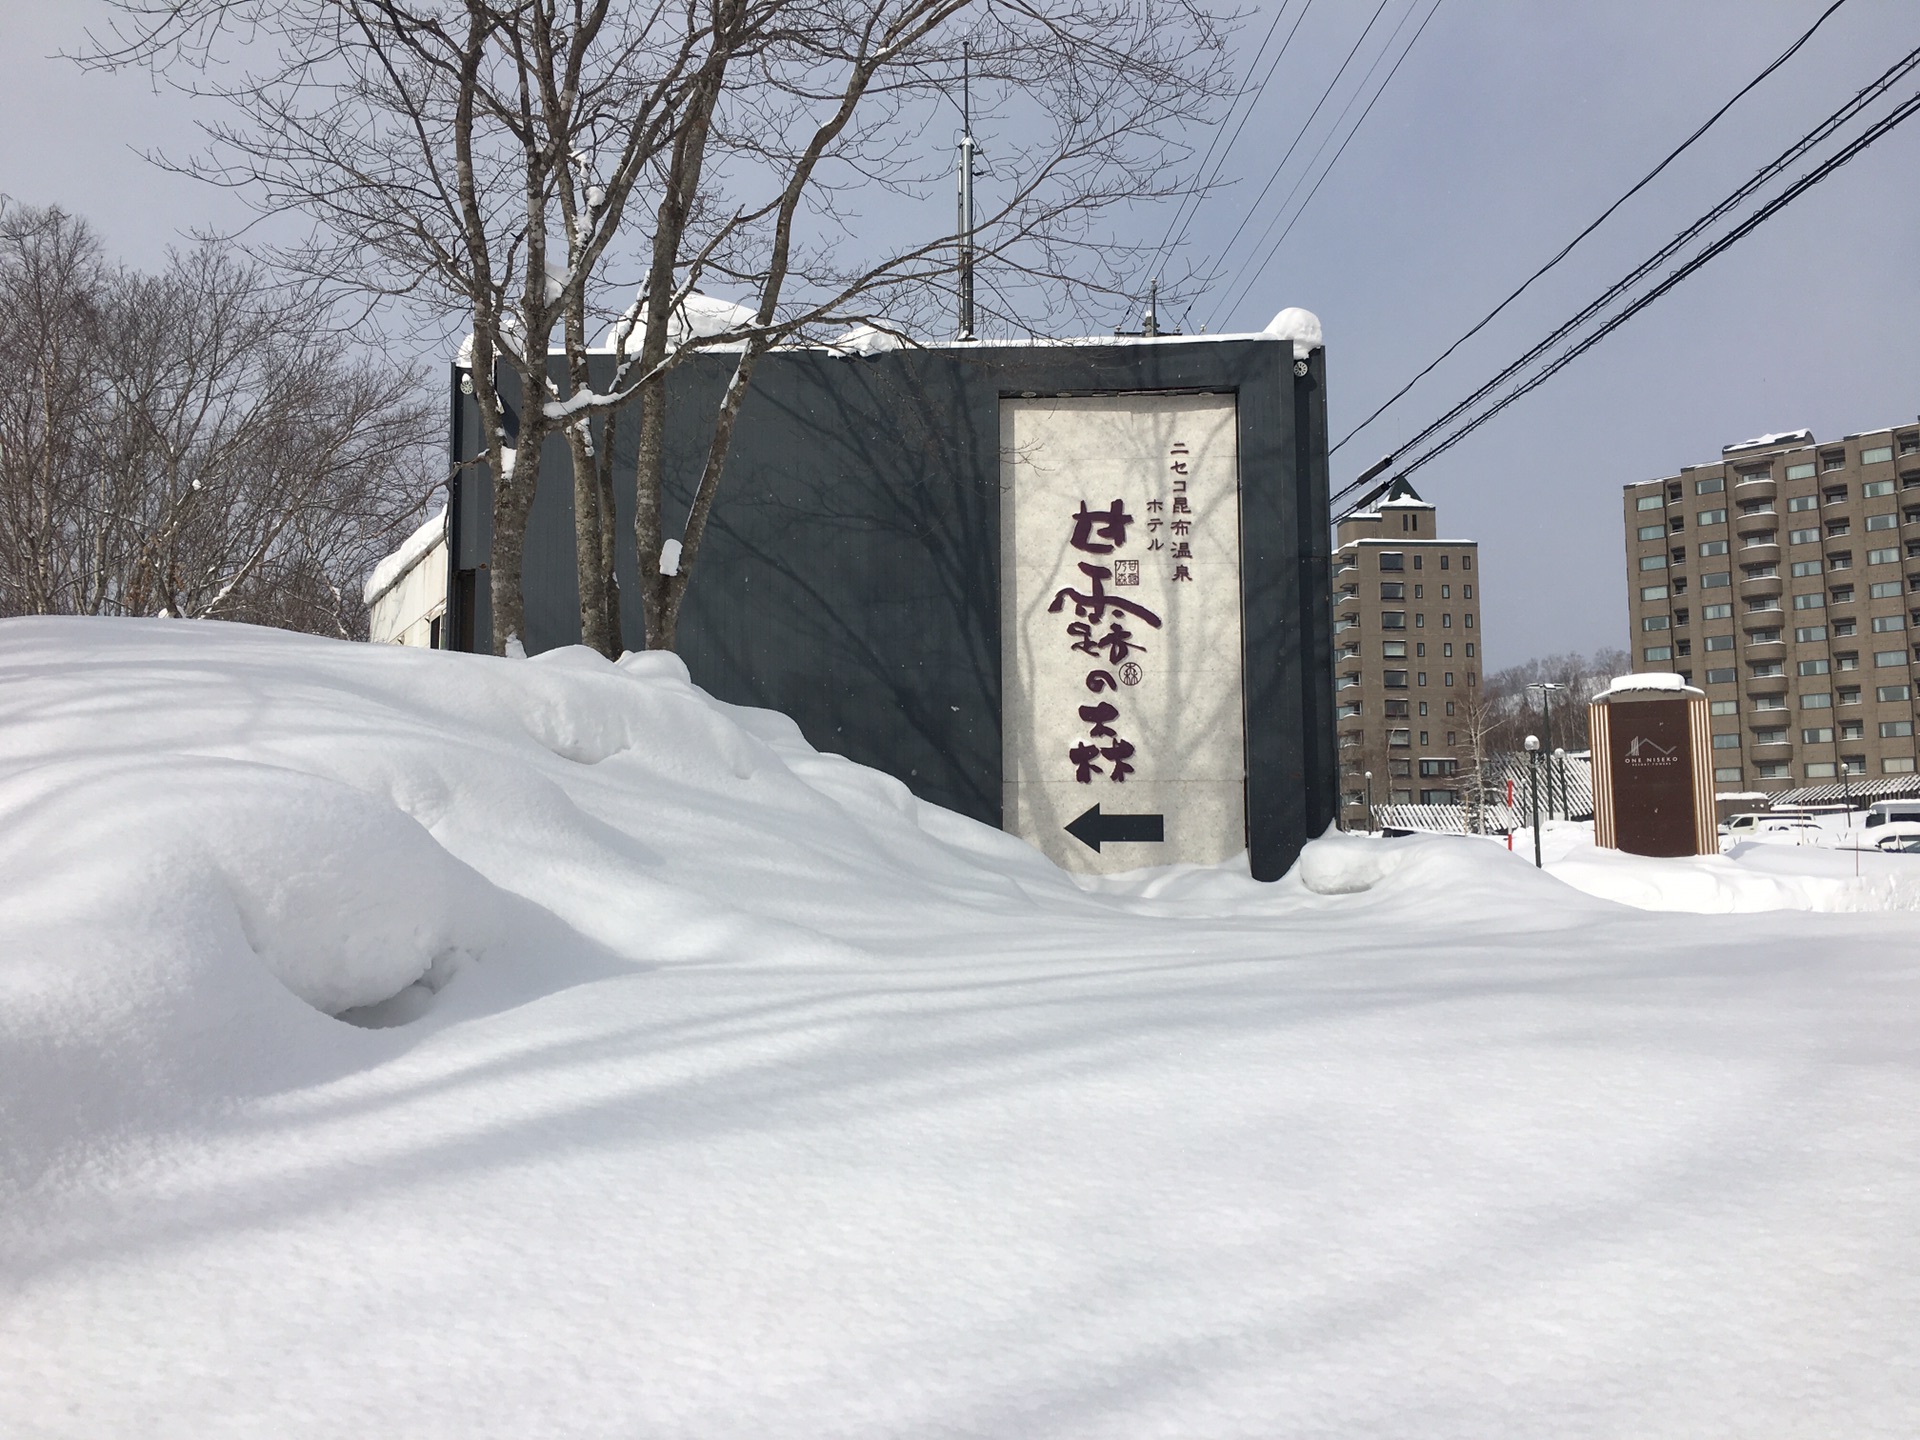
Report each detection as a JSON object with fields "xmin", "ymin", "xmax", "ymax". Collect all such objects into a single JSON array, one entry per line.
[
  {"xmin": 1263, "ymin": 307, "xmax": 1323, "ymax": 359},
  {"xmin": 1596, "ymin": 671, "xmax": 1702, "ymax": 700}
]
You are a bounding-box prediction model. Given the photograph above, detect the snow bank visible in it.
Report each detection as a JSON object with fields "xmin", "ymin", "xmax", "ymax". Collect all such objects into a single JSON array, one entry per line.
[{"xmin": 6, "ymin": 619, "xmax": 1920, "ymax": 1438}]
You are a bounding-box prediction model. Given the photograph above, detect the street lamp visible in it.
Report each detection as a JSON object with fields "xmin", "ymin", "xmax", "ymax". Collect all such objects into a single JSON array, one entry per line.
[
  {"xmin": 1364, "ymin": 769, "xmax": 1374, "ymax": 834},
  {"xmin": 1527, "ymin": 682, "xmax": 1568, "ymax": 819},
  {"xmin": 1554, "ymin": 745, "xmax": 1568, "ymax": 824},
  {"xmin": 1525, "ymin": 734, "xmax": 1542, "ymax": 868}
]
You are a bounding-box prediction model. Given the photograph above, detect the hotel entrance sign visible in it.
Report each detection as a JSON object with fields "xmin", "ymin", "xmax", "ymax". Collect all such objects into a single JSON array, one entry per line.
[{"xmin": 1001, "ymin": 394, "xmax": 1248, "ymax": 873}]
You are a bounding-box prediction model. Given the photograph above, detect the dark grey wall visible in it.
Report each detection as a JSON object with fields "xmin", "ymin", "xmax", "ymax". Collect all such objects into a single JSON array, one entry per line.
[{"xmin": 448, "ymin": 337, "xmax": 1333, "ymax": 877}]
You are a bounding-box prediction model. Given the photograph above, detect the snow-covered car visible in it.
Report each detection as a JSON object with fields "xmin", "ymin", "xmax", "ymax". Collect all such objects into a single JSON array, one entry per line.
[
  {"xmin": 1869, "ymin": 822, "xmax": 1920, "ymax": 854},
  {"xmin": 1726, "ymin": 816, "xmax": 1824, "ymax": 849}
]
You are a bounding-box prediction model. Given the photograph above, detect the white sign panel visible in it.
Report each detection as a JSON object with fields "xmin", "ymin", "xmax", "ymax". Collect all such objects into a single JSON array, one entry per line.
[{"xmin": 1001, "ymin": 394, "xmax": 1247, "ymax": 872}]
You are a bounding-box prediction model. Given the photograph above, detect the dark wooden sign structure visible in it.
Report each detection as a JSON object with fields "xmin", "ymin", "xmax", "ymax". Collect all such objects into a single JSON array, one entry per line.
[{"xmin": 1589, "ymin": 680, "xmax": 1716, "ymax": 857}]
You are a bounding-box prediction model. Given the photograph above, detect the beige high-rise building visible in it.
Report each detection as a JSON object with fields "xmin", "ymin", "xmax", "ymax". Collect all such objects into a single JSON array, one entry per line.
[
  {"xmin": 1621, "ymin": 419, "xmax": 1920, "ymax": 796},
  {"xmin": 1331, "ymin": 479, "xmax": 1484, "ymax": 823}
]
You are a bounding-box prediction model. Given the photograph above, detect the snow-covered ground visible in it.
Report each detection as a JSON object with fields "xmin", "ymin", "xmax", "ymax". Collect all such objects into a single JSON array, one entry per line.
[{"xmin": 5, "ymin": 618, "xmax": 1920, "ymax": 1438}]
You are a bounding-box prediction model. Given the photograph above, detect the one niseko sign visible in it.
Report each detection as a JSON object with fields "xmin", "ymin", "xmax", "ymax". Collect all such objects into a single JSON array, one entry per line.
[{"xmin": 1001, "ymin": 393, "xmax": 1248, "ymax": 873}]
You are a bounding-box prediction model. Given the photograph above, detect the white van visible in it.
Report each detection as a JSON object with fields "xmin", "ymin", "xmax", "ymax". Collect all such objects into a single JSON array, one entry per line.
[
  {"xmin": 1724, "ymin": 808, "xmax": 1815, "ymax": 837},
  {"xmin": 1864, "ymin": 799, "xmax": 1920, "ymax": 829}
]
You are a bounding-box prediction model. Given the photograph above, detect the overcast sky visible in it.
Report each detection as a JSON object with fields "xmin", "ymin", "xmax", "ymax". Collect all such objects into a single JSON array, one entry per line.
[{"xmin": 5, "ymin": 1, "xmax": 1916, "ymax": 669}]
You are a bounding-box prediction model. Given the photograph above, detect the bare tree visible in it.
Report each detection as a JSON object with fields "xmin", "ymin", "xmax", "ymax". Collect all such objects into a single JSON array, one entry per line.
[
  {"xmin": 85, "ymin": 0, "xmax": 1232, "ymax": 654},
  {"xmin": 0, "ymin": 200, "xmax": 433, "ymax": 637}
]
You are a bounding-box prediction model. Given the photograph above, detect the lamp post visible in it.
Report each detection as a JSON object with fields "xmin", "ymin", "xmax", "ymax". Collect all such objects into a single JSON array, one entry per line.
[
  {"xmin": 1554, "ymin": 745, "xmax": 1568, "ymax": 823},
  {"xmin": 1525, "ymin": 734, "xmax": 1542, "ymax": 867},
  {"xmin": 1526, "ymin": 682, "xmax": 1568, "ymax": 817},
  {"xmin": 1364, "ymin": 770, "xmax": 1374, "ymax": 834}
]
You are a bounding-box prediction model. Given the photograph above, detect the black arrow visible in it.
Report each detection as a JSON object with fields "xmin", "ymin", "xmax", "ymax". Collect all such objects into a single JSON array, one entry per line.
[{"xmin": 1064, "ymin": 804, "xmax": 1165, "ymax": 853}]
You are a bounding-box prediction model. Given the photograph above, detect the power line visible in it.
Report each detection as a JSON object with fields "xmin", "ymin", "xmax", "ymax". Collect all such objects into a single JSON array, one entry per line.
[
  {"xmin": 1145, "ymin": 0, "xmax": 1312, "ymax": 289},
  {"xmin": 1199, "ymin": 0, "xmax": 1396, "ymax": 306},
  {"xmin": 1390, "ymin": 86, "xmax": 1920, "ymax": 482},
  {"xmin": 1331, "ymin": 0, "xmax": 1855, "ymax": 460},
  {"xmin": 1327, "ymin": 36, "xmax": 1920, "ymax": 512},
  {"xmin": 1209, "ymin": 0, "xmax": 1443, "ymax": 329}
]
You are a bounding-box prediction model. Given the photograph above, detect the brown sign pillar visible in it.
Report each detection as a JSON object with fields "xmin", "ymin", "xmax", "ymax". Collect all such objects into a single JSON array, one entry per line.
[{"xmin": 1589, "ymin": 677, "xmax": 1716, "ymax": 857}]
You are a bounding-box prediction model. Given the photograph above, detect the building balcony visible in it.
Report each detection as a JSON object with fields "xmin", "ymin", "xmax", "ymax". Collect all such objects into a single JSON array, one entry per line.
[
  {"xmin": 1746, "ymin": 670, "xmax": 1789, "ymax": 693},
  {"xmin": 1742, "ymin": 607, "xmax": 1784, "ymax": 630},
  {"xmin": 1744, "ymin": 638, "xmax": 1786, "ymax": 662},
  {"xmin": 1738, "ymin": 541, "xmax": 1780, "ymax": 565},
  {"xmin": 1733, "ymin": 473, "xmax": 1777, "ymax": 499},
  {"xmin": 1735, "ymin": 509, "xmax": 1778, "ymax": 535},
  {"xmin": 1739, "ymin": 571, "xmax": 1784, "ymax": 599}
]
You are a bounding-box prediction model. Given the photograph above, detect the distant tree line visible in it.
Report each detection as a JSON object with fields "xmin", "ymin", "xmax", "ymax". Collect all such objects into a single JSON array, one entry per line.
[{"xmin": 0, "ymin": 199, "xmax": 435, "ymax": 638}]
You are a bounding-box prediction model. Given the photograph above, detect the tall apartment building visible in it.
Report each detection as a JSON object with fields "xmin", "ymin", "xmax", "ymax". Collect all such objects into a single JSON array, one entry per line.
[
  {"xmin": 1332, "ymin": 479, "xmax": 1483, "ymax": 822},
  {"xmin": 1622, "ymin": 419, "xmax": 1920, "ymax": 796}
]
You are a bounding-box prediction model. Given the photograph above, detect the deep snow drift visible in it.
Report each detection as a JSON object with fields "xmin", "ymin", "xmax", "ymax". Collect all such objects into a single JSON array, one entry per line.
[{"xmin": 4, "ymin": 618, "xmax": 1920, "ymax": 1438}]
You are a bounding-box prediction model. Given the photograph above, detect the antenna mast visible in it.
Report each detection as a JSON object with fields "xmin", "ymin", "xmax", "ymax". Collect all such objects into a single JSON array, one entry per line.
[{"xmin": 956, "ymin": 45, "xmax": 976, "ymax": 341}]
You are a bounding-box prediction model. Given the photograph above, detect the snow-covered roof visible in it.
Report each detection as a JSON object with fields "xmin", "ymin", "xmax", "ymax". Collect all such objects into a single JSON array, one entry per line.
[
  {"xmin": 363, "ymin": 511, "xmax": 446, "ymax": 606},
  {"xmin": 1723, "ymin": 428, "xmax": 1813, "ymax": 454},
  {"xmin": 1595, "ymin": 672, "xmax": 1701, "ymax": 700}
]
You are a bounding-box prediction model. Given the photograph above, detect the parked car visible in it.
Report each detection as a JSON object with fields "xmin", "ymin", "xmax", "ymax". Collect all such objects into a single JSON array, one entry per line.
[
  {"xmin": 1870, "ymin": 822, "xmax": 1920, "ymax": 854},
  {"xmin": 1864, "ymin": 800, "xmax": 1920, "ymax": 830},
  {"xmin": 1723, "ymin": 811, "xmax": 1820, "ymax": 842}
]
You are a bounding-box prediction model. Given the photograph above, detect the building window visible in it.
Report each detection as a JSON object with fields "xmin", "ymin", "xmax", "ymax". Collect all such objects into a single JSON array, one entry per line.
[
  {"xmin": 1415, "ymin": 613, "xmax": 1426, "ymax": 627},
  {"xmin": 1785, "ymin": 462, "xmax": 1816, "ymax": 480},
  {"xmin": 1805, "ymin": 762, "xmax": 1837, "ymax": 779},
  {"xmin": 1443, "ymin": 642, "xmax": 1454, "ymax": 656},
  {"xmin": 1753, "ymin": 727, "xmax": 1787, "ymax": 745},
  {"xmin": 1442, "ymin": 613, "xmax": 1453, "ymax": 628},
  {"xmin": 1829, "ymin": 552, "xmax": 1853, "ymax": 571},
  {"xmin": 1867, "ymin": 513, "xmax": 1899, "ymax": 531},
  {"xmin": 1788, "ymin": 495, "xmax": 1818, "ymax": 513},
  {"xmin": 1878, "ymin": 684, "xmax": 1912, "ymax": 702},
  {"xmin": 1463, "ymin": 584, "xmax": 1473, "ymax": 599},
  {"xmin": 1750, "ymin": 662, "xmax": 1784, "ymax": 678},
  {"xmin": 1880, "ymin": 720, "xmax": 1914, "ymax": 738},
  {"xmin": 1698, "ymin": 508, "xmax": 1727, "ymax": 526},
  {"xmin": 1417, "ymin": 672, "xmax": 1429, "ymax": 686},
  {"xmin": 1419, "ymin": 701, "xmax": 1428, "ymax": 716},
  {"xmin": 1798, "ymin": 658, "xmax": 1830, "ymax": 676},
  {"xmin": 1443, "ymin": 672, "xmax": 1455, "ymax": 686},
  {"xmin": 1838, "ymin": 686, "xmax": 1862, "ymax": 705},
  {"xmin": 1696, "ymin": 476, "xmax": 1726, "ymax": 495},
  {"xmin": 1790, "ymin": 560, "xmax": 1822, "ymax": 577},
  {"xmin": 1714, "ymin": 766, "xmax": 1744, "ymax": 783},
  {"xmin": 1644, "ymin": 645, "xmax": 1672, "ymax": 661},
  {"xmin": 1788, "ymin": 528, "xmax": 1820, "ymax": 546},
  {"xmin": 1380, "ymin": 582, "xmax": 1405, "ymax": 599},
  {"xmin": 1705, "ymin": 667, "xmax": 1736, "ymax": 685},
  {"xmin": 1388, "ymin": 728, "xmax": 1410, "ymax": 747},
  {"xmin": 1702, "ymin": 572, "xmax": 1731, "ymax": 588},
  {"xmin": 1835, "ymin": 618, "xmax": 1858, "ymax": 636},
  {"xmin": 1828, "ymin": 520, "xmax": 1851, "ymax": 537},
  {"xmin": 1413, "ymin": 556, "xmax": 1423, "ymax": 569},
  {"xmin": 1832, "ymin": 584, "xmax": 1856, "ymax": 603},
  {"xmin": 1465, "ymin": 643, "xmax": 1476, "ymax": 657},
  {"xmin": 1825, "ymin": 450, "xmax": 1850, "ymax": 469},
  {"xmin": 1795, "ymin": 625, "xmax": 1827, "ymax": 643},
  {"xmin": 1875, "ymin": 650, "xmax": 1907, "ymax": 667},
  {"xmin": 1802, "ymin": 692, "xmax": 1832, "ymax": 709},
  {"xmin": 1871, "ymin": 580, "xmax": 1903, "ymax": 599},
  {"xmin": 1416, "ymin": 643, "xmax": 1426, "ymax": 657},
  {"xmin": 1379, "ymin": 552, "xmax": 1404, "ymax": 571},
  {"xmin": 1841, "ymin": 720, "xmax": 1865, "ymax": 741},
  {"xmin": 1413, "ymin": 585, "xmax": 1424, "ymax": 599},
  {"xmin": 1703, "ymin": 603, "xmax": 1732, "ymax": 619},
  {"xmin": 1756, "ymin": 761, "xmax": 1792, "ymax": 779},
  {"xmin": 1752, "ymin": 695, "xmax": 1787, "ymax": 711},
  {"xmin": 1862, "ymin": 445, "xmax": 1894, "ymax": 465},
  {"xmin": 1843, "ymin": 756, "xmax": 1868, "ymax": 776},
  {"xmin": 1711, "ymin": 699, "xmax": 1737, "ymax": 715},
  {"xmin": 1873, "ymin": 615, "xmax": 1906, "ymax": 633},
  {"xmin": 1802, "ymin": 727, "xmax": 1834, "ymax": 744},
  {"xmin": 1675, "ymin": 640, "xmax": 1693, "ymax": 657},
  {"xmin": 1464, "ymin": 614, "xmax": 1474, "ymax": 629},
  {"xmin": 1440, "ymin": 584, "xmax": 1451, "ymax": 599},
  {"xmin": 1461, "ymin": 555, "xmax": 1472, "ymax": 570},
  {"xmin": 1381, "ymin": 611, "xmax": 1406, "ymax": 629},
  {"xmin": 1869, "ymin": 547, "xmax": 1900, "ymax": 565},
  {"xmin": 1903, "ymin": 436, "xmax": 1920, "ymax": 455},
  {"xmin": 1439, "ymin": 556, "xmax": 1450, "ymax": 571},
  {"xmin": 1864, "ymin": 480, "xmax": 1896, "ymax": 498},
  {"xmin": 1711, "ymin": 733, "xmax": 1741, "ymax": 749},
  {"xmin": 1703, "ymin": 633, "xmax": 1734, "ymax": 650},
  {"xmin": 1826, "ymin": 486, "xmax": 1850, "ymax": 504},
  {"xmin": 1793, "ymin": 592, "xmax": 1824, "ymax": 610},
  {"xmin": 1749, "ymin": 628, "xmax": 1781, "ymax": 644},
  {"xmin": 1886, "ymin": 757, "xmax": 1919, "ymax": 774},
  {"xmin": 1383, "ymin": 669, "xmax": 1408, "ymax": 688},
  {"xmin": 1383, "ymin": 640, "xmax": 1407, "ymax": 657},
  {"xmin": 1699, "ymin": 540, "xmax": 1729, "ymax": 557},
  {"xmin": 1419, "ymin": 758, "xmax": 1458, "ymax": 777}
]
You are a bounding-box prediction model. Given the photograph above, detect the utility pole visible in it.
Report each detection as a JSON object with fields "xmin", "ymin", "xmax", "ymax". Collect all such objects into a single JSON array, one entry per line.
[{"xmin": 955, "ymin": 45, "xmax": 976, "ymax": 341}]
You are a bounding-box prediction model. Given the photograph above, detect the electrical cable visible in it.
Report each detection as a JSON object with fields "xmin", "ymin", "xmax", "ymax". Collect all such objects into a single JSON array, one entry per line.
[
  {"xmin": 1200, "ymin": 0, "xmax": 1396, "ymax": 305},
  {"xmin": 1145, "ymin": 0, "xmax": 1307, "ymax": 290},
  {"xmin": 1209, "ymin": 0, "xmax": 1444, "ymax": 329},
  {"xmin": 1390, "ymin": 87, "xmax": 1920, "ymax": 481},
  {"xmin": 1330, "ymin": 38, "xmax": 1920, "ymax": 511},
  {"xmin": 1331, "ymin": 0, "xmax": 1854, "ymax": 459}
]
